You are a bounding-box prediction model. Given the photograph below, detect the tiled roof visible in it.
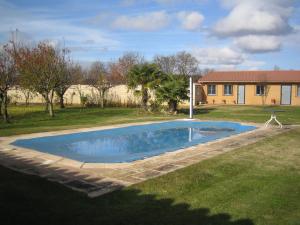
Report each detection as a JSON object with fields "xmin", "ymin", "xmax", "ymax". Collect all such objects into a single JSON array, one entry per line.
[{"xmin": 198, "ymin": 70, "xmax": 300, "ymax": 83}]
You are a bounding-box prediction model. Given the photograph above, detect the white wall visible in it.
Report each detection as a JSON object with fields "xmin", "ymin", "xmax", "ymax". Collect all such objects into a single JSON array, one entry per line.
[
  {"xmin": 8, "ymin": 84, "xmax": 197, "ymax": 106},
  {"xmin": 8, "ymin": 85, "xmax": 140, "ymax": 105}
]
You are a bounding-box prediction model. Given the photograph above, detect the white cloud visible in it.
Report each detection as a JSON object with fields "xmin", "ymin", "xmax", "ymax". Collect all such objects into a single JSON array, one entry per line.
[
  {"xmin": 191, "ymin": 46, "xmax": 266, "ymax": 70},
  {"xmin": 213, "ymin": 0, "xmax": 294, "ymax": 37},
  {"xmin": 214, "ymin": 65, "xmax": 238, "ymax": 71},
  {"xmin": 156, "ymin": 0, "xmax": 208, "ymax": 4},
  {"xmin": 191, "ymin": 47, "xmax": 245, "ymax": 66},
  {"xmin": 0, "ymin": 2, "xmax": 119, "ymax": 51},
  {"xmin": 9, "ymin": 20, "xmax": 119, "ymax": 48},
  {"xmin": 220, "ymin": 0, "xmax": 293, "ymax": 10},
  {"xmin": 119, "ymin": 0, "xmax": 207, "ymax": 5},
  {"xmin": 177, "ymin": 11, "xmax": 204, "ymax": 31},
  {"xmin": 241, "ymin": 59, "xmax": 266, "ymax": 68},
  {"xmin": 155, "ymin": 0, "xmax": 190, "ymax": 4},
  {"xmin": 234, "ymin": 35, "xmax": 281, "ymax": 53},
  {"xmin": 112, "ymin": 11, "xmax": 170, "ymax": 31}
]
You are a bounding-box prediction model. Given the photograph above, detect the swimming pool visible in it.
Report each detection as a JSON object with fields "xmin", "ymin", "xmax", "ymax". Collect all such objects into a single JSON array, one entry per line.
[{"xmin": 12, "ymin": 121, "xmax": 256, "ymax": 163}]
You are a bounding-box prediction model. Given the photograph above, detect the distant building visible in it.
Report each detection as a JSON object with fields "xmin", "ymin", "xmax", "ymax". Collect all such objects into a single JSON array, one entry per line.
[{"xmin": 195, "ymin": 70, "xmax": 300, "ymax": 106}]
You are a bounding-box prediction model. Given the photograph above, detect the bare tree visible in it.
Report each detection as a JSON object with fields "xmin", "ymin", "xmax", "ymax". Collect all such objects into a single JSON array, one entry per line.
[
  {"xmin": 72, "ymin": 64, "xmax": 88, "ymax": 107},
  {"xmin": 108, "ymin": 62, "xmax": 126, "ymax": 85},
  {"xmin": 114, "ymin": 52, "xmax": 145, "ymax": 79},
  {"xmin": 175, "ymin": 51, "xmax": 199, "ymax": 77},
  {"xmin": 154, "ymin": 55, "xmax": 177, "ymax": 74},
  {"xmin": 87, "ymin": 61, "xmax": 111, "ymax": 108},
  {"xmin": 20, "ymin": 87, "xmax": 36, "ymax": 106},
  {"xmin": 0, "ymin": 44, "xmax": 16, "ymax": 122},
  {"xmin": 54, "ymin": 48, "xmax": 73, "ymax": 109}
]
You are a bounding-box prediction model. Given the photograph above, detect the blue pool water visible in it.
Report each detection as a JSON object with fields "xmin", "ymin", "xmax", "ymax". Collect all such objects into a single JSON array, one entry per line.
[{"xmin": 12, "ymin": 121, "xmax": 256, "ymax": 163}]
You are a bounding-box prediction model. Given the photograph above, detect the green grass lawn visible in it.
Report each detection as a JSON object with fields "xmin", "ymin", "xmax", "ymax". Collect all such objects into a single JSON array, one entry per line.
[
  {"xmin": 0, "ymin": 105, "xmax": 178, "ymax": 136},
  {"xmin": 1, "ymin": 104, "xmax": 300, "ymax": 225},
  {"xmin": 193, "ymin": 105, "xmax": 300, "ymax": 124},
  {"xmin": 1, "ymin": 104, "xmax": 300, "ymax": 136},
  {"xmin": 1, "ymin": 127, "xmax": 300, "ymax": 225}
]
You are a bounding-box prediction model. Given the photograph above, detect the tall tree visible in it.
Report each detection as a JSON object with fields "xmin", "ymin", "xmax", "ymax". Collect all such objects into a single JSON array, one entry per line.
[
  {"xmin": 108, "ymin": 62, "xmax": 126, "ymax": 85},
  {"xmin": 14, "ymin": 42, "xmax": 61, "ymax": 117},
  {"xmin": 154, "ymin": 55, "xmax": 177, "ymax": 74},
  {"xmin": 54, "ymin": 48, "xmax": 73, "ymax": 109},
  {"xmin": 156, "ymin": 74, "xmax": 189, "ymax": 113},
  {"xmin": 175, "ymin": 51, "xmax": 198, "ymax": 77},
  {"xmin": 118, "ymin": 52, "xmax": 144, "ymax": 77},
  {"xmin": 0, "ymin": 44, "xmax": 16, "ymax": 122},
  {"xmin": 127, "ymin": 63, "xmax": 164, "ymax": 110},
  {"xmin": 72, "ymin": 64, "xmax": 88, "ymax": 106},
  {"xmin": 87, "ymin": 61, "xmax": 111, "ymax": 108},
  {"xmin": 109, "ymin": 52, "xmax": 144, "ymax": 84}
]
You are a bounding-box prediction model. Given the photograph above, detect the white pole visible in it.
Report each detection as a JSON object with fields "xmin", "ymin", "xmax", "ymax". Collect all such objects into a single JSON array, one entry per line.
[{"xmin": 189, "ymin": 76, "xmax": 193, "ymax": 119}]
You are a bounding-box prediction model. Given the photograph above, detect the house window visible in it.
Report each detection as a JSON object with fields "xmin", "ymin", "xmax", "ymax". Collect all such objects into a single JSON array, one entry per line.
[
  {"xmin": 256, "ymin": 85, "xmax": 265, "ymax": 96},
  {"xmin": 297, "ymin": 85, "xmax": 300, "ymax": 97},
  {"xmin": 208, "ymin": 85, "xmax": 216, "ymax": 95},
  {"xmin": 224, "ymin": 84, "xmax": 233, "ymax": 95}
]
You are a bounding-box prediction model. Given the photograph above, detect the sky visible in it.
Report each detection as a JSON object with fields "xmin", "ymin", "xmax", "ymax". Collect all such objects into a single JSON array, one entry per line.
[{"xmin": 0, "ymin": 0, "xmax": 300, "ymax": 70}]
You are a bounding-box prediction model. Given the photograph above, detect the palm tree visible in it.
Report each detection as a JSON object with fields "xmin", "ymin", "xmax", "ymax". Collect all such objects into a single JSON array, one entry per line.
[
  {"xmin": 156, "ymin": 74, "xmax": 189, "ymax": 113},
  {"xmin": 127, "ymin": 63, "xmax": 163, "ymax": 110}
]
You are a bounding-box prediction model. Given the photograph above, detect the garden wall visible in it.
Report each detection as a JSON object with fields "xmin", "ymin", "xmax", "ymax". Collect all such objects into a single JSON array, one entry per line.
[
  {"xmin": 8, "ymin": 85, "xmax": 140, "ymax": 107},
  {"xmin": 8, "ymin": 84, "xmax": 198, "ymax": 107}
]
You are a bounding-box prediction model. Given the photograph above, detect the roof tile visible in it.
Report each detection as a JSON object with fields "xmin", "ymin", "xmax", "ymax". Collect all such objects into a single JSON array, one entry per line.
[{"xmin": 198, "ymin": 70, "xmax": 300, "ymax": 83}]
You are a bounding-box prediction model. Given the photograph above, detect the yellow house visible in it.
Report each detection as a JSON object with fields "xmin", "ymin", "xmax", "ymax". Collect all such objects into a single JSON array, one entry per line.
[{"xmin": 196, "ymin": 70, "xmax": 300, "ymax": 106}]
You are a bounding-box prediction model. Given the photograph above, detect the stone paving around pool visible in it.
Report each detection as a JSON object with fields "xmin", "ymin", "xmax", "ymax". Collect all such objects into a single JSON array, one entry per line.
[{"xmin": 0, "ymin": 120, "xmax": 291, "ymax": 198}]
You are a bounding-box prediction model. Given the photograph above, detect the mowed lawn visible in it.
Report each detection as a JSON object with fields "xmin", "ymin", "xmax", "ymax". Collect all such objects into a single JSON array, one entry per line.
[
  {"xmin": 1, "ymin": 105, "xmax": 300, "ymax": 225},
  {"xmin": 1, "ymin": 127, "xmax": 300, "ymax": 225},
  {"xmin": 1, "ymin": 104, "xmax": 300, "ymax": 136},
  {"xmin": 193, "ymin": 105, "xmax": 300, "ymax": 124},
  {"xmin": 0, "ymin": 105, "xmax": 178, "ymax": 136}
]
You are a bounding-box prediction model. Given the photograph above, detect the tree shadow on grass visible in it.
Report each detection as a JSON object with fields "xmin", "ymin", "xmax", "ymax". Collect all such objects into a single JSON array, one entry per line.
[
  {"xmin": 0, "ymin": 165, "xmax": 254, "ymax": 225},
  {"xmin": 90, "ymin": 188, "xmax": 255, "ymax": 225},
  {"xmin": 179, "ymin": 107, "xmax": 216, "ymax": 115}
]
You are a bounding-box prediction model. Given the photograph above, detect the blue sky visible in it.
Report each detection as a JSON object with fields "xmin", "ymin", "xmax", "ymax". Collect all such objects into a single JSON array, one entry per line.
[{"xmin": 0, "ymin": 0, "xmax": 299, "ymax": 70}]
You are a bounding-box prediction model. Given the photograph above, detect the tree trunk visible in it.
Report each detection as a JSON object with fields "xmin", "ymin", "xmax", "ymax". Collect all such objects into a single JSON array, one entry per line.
[
  {"xmin": 0, "ymin": 93, "xmax": 2, "ymax": 116},
  {"xmin": 1, "ymin": 92, "xmax": 9, "ymax": 123},
  {"xmin": 48, "ymin": 91, "xmax": 54, "ymax": 117},
  {"xmin": 44, "ymin": 100, "xmax": 49, "ymax": 112},
  {"xmin": 141, "ymin": 87, "xmax": 148, "ymax": 110},
  {"xmin": 168, "ymin": 100, "xmax": 178, "ymax": 113},
  {"xmin": 55, "ymin": 88, "xmax": 66, "ymax": 109},
  {"xmin": 100, "ymin": 89, "xmax": 105, "ymax": 109},
  {"xmin": 42, "ymin": 93, "xmax": 48, "ymax": 112},
  {"xmin": 42, "ymin": 93, "xmax": 54, "ymax": 117},
  {"xmin": 48, "ymin": 101, "xmax": 54, "ymax": 117},
  {"xmin": 24, "ymin": 92, "xmax": 30, "ymax": 107},
  {"xmin": 59, "ymin": 95, "xmax": 65, "ymax": 109},
  {"xmin": 25, "ymin": 98, "xmax": 29, "ymax": 107}
]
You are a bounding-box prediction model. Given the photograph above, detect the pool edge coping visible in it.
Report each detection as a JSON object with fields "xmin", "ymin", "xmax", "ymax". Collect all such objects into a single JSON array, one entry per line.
[{"xmin": 1, "ymin": 119, "xmax": 262, "ymax": 169}]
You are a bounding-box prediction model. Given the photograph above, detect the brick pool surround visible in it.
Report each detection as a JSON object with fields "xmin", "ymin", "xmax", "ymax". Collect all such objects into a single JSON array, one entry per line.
[{"xmin": 0, "ymin": 119, "xmax": 289, "ymax": 197}]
